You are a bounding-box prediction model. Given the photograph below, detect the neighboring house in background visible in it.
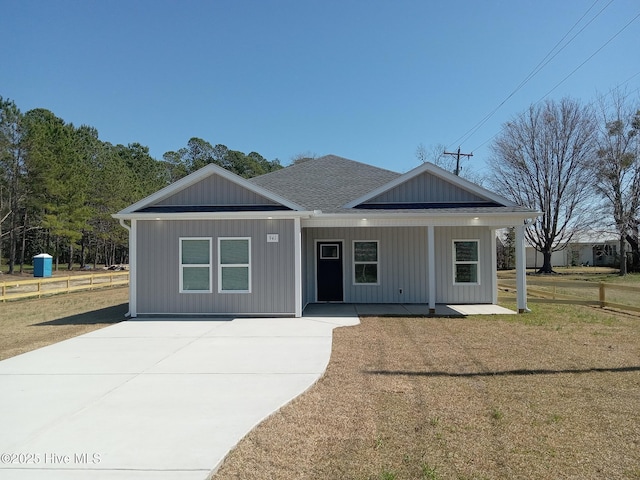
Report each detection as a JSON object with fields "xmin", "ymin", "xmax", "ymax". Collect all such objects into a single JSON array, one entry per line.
[
  {"xmin": 114, "ymin": 155, "xmax": 540, "ymax": 316},
  {"xmin": 526, "ymin": 235, "xmax": 622, "ymax": 269}
]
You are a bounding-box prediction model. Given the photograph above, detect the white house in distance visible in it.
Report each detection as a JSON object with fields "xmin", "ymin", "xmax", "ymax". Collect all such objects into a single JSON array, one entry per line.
[
  {"xmin": 526, "ymin": 234, "xmax": 621, "ymax": 269},
  {"xmin": 113, "ymin": 155, "xmax": 541, "ymax": 316}
]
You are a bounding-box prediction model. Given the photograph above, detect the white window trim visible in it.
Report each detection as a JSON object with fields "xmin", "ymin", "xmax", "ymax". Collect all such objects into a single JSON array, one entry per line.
[
  {"xmin": 320, "ymin": 243, "xmax": 340, "ymax": 260},
  {"xmin": 453, "ymin": 239, "xmax": 480, "ymax": 285},
  {"xmin": 353, "ymin": 240, "xmax": 380, "ymax": 285},
  {"xmin": 179, "ymin": 237, "xmax": 213, "ymax": 293},
  {"xmin": 218, "ymin": 237, "xmax": 251, "ymax": 294}
]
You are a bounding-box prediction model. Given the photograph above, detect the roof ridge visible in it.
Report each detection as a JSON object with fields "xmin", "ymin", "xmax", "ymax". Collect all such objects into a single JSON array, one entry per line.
[{"xmin": 250, "ymin": 154, "xmax": 399, "ymax": 182}]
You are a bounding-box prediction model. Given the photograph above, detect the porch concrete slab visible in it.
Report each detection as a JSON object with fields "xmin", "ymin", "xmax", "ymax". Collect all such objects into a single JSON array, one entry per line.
[
  {"xmin": 402, "ymin": 304, "xmax": 435, "ymax": 315},
  {"xmin": 304, "ymin": 303, "xmax": 516, "ymax": 317},
  {"xmin": 355, "ymin": 304, "xmax": 412, "ymax": 315},
  {"xmin": 303, "ymin": 303, "xmax": 358, "ymax": 317},
  {"xmin": 0, "ymin": 315, "xmax": 359, "ymax": 480},
  {"xmin": 440, "ymin": 304, "xmax": 516, "ymax": 315}
]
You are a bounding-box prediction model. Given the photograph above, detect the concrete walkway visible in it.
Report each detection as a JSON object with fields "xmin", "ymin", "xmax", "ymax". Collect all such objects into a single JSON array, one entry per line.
[{"xmin": 0, "ymin": 315, "xmax": 359, "ymax": 479}]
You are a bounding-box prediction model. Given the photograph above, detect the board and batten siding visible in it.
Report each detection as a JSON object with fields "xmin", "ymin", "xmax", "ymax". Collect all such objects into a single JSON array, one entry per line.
[
  {"xmin": 136, "ymin": 219, "xmax": 295, "ymax": 315},
  {"xmin": 303, "ymin": 227, "xmax": 429, "ymax": 305},
  {"xmin": 303, "ymin": 225, "xmax": 495, "ymax": 306},
  {"xmin": 434, "ymin": 226, "xmax": 493, "ymax": 303},
  {"xmin": 155, "ymin": 174, "xmax": 279, "ymax": 206},
  {"xmin": 367, "ymin": 172, "xmax": 485, "ymax": 203}
]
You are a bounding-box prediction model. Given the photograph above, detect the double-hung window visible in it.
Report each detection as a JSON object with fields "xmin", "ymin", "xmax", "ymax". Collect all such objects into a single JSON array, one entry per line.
[
  {"xmin": 453, "ymin": 240, "xmax": 479, "ymax": 284},
  {"xmin": 353, "ymin": 241, "xmax": 379, "ymax": 284},
  {"xmin": 218, "ymin": 238, "xmax": 251, "ymax": 293},
  {"xmin": 180, "ymin": 238, "xmax": 212, "ymax": 293}
]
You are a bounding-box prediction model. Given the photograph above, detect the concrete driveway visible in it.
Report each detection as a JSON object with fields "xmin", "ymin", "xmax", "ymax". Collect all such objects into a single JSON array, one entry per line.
[{"xmin": 0, "ymin": 315, "xmax": 359, "ymax": 479}]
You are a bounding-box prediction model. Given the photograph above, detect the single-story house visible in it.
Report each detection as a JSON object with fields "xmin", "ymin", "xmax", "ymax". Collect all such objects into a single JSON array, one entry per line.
[
  {"xmin": 526, "ymin": 237, "xmax": 621, "ymax": 268},
  {"xmin": 113, "ymin": 155, "xmax": 540, "ymax": 316}
]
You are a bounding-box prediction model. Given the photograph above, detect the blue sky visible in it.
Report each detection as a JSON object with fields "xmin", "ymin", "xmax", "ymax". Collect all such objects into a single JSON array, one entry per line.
[{"xmin": 3, "ymin": 0, "xmax": 639, "ymax": 175}]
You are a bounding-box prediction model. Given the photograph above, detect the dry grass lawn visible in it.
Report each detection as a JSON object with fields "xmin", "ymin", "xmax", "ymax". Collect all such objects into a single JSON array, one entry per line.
[
  {"xmin": 0, "ymin": 287, "xmax": 128, "ymax": 360},
  {"xmin": 212, "ymin": 304, "xmax": 640, "ymax": 480}
]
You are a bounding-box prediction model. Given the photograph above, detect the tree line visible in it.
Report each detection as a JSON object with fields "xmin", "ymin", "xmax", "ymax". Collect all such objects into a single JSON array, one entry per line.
[{"xmin": 0, "ymin": 97, "xmax": 283, "ymax": 274}]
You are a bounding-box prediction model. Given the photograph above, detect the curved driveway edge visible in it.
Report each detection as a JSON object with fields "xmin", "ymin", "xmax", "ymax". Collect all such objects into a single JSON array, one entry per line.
[{"xmin": 0, "ymin": 315, "xmax": 359, "ymax": 480}]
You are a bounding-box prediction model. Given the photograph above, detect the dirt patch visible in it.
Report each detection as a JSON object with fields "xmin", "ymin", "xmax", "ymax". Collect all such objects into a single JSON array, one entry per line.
[
  {"xmin": 0, "ymin": 287, "xmax": 128, "ymax": 360},
  {"xmin": 212, "ymin": 305, "xmax": 640, "ymax": 479}
]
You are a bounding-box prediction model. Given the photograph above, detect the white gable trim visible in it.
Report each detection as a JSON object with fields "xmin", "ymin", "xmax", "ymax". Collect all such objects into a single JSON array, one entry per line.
[
  {"xmin": 343, "ymin": 162, "xmax": 518, "ymax": 208},
  {"xmin": 117, "ymin": 163, "xmax": 306, "ymax": 215}
]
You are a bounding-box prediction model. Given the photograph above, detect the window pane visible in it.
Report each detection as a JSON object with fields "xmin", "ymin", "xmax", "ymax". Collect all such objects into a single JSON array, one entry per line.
[
  {"xmin": 455, "ymin": 264, "xmax": 478, "ymax": 283},
  {"xmin": 354, "ymin": 242, "xmax": 377, "ymax": 262},
  {"xmin": 182, "ymin": 240, "xmax": 210, "ymax": 264},
  {"xmin": 321, "ymin": 244, "xmax": 339, "ymax": 259},
  {"xmin": 220, "ymin": 239, "xmax": 249, "ymax": 264},
  {"xmin": 355, "ymin": 263, "xmax": 378, "ymax": 284},
  {"xmin": 455, "ymin": 241, "xmax": 478, "ymax": 262},
  {"xmin": 183, "ymin": 267, "xmax": 210, "ymax": 291},
  {"xmin": 221, "ymin": 267, "xmax": 249, "ymax": 291}
]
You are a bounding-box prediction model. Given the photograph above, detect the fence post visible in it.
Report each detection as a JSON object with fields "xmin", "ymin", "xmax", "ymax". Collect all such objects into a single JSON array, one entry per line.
[{"xmin": 599, "ymin": 282, "xmax": 605, "ymax": 308}]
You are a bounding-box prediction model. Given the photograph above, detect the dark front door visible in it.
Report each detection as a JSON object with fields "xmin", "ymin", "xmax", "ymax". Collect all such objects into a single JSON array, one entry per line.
[{"xmin": 317, "ymin": 242, "xmax": 344, "ymax": 302}]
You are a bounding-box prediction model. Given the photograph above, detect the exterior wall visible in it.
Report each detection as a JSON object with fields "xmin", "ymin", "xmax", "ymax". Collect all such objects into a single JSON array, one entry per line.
[
  {"xmin": 434, "ymin": 226, "xmax": 494, "ymax": 304},
  {"xmin": 156, "ymin": 174, "xmax": 278, "ymax": 206},
  {"xmin": 303, "ymin": 227, "xmax": 429, "ymax": 305},
  {"xmin": 526, "ymin": 248, "xmax": 567, "ymax": 268},
  {"xmin": 368, "ymin": 172, "xmax": 484, "ymax": 203},
  {"xmin": 136, "ymin": 219, "xmax": 295, "ymax": 315},
  {"xmin": 303, "ymin": 225, "xmax": 495, "ymax": 306}
]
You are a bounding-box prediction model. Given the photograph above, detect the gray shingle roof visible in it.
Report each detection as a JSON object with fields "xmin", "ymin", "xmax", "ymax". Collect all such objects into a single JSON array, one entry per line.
[{"xmin": 249, "ymin": 155, "xmax": 400, "ymax": 212}]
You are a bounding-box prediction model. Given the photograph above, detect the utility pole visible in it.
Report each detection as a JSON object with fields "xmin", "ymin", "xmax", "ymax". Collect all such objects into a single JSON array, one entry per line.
[{"xmin": 443, "ymin": 147, "xmax": 473, "ymax": 176}]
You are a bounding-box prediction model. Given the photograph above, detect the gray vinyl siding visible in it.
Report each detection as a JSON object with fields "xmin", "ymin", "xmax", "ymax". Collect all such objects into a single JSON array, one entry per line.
[
  {"xmin": 434, "ymin": 226, "xmax": 493, "ymax": 303},
  {"xmin": 303, "ymin": 225, "xmax": 494, "ymax": 306},
  {"xmin": 367, "ymin": 172, "xmax": 485, "ymax": 203},
  {"xmin": 303, "ymin": 227, "xmax": 429, "ymax": 305},
  {"xmin": 156, "ymin": 174, "xmax": 279, "ymax": 206},
  {"xmin": 136, "ymin": 219, "xmax": 295, "ymax": 315}
]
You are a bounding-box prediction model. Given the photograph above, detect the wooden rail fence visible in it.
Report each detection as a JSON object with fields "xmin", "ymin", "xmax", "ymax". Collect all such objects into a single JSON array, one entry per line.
[
  {"xmin": 498, "ymin": 278, "xmax": 640, "ymax": 313},
  {"xmin": 0, "ymin": 271, "xmax": 129, "ymax": 302}
]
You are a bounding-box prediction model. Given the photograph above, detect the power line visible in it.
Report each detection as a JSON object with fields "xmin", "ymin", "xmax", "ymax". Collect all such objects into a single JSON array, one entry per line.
[
  {"xmin": 470, "ymin": 72, "xmax": 640, "ymax": 153},
  {"xmin": 446, "ymin": 0, "xmax": 613, "ymax": 150},
  {"xmin": 534, "ymin": 11, "xmax": 640, "ymax": 103}
]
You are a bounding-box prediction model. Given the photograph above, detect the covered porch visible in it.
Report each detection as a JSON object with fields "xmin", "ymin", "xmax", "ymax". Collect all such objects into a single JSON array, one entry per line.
[{"xmin": 303, "ymin": 303, "xmax": 516, "ymax": 317}]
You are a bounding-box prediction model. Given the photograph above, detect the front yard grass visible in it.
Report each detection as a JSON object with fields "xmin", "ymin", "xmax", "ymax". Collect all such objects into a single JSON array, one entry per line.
[
  {"xmin": 212, "ymin": 303, "xmax": 640, "ymax": 480},
  {"xmin": 0, "ymin": 287, "xmax": 127, "ymax": 360}
]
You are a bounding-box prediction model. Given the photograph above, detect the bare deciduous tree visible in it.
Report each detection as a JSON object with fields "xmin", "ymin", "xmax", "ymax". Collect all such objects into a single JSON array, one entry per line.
[
  {"xmin": 489, "ymin": 98, "xmax": 597, "ymax": 273},
  {"xmin": 593, "ymin": 90, "xmax": 640, "ymax": 275}
]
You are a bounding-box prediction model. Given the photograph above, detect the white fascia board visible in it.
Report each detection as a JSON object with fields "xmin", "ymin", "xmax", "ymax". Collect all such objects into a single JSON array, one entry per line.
[
  {"xmin": 117, "ymin": 164, "xmax": 305, "ymax": 215},
  {"xmin": 113, "ymin": 211, "xmax": 315, "ymax": 221},
  {"xmin": 343, "ymin": 162, "xmax": 519, "ymax": 208},
  {"xmin": 302, "ymin": 211, "xmax": 541, "ymax": 228}
]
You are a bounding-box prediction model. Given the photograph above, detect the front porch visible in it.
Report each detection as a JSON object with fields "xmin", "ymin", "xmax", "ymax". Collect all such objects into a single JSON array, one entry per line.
[{"xmin": 303, "ymin": 303, "xmax": 516, "ymax": 317}]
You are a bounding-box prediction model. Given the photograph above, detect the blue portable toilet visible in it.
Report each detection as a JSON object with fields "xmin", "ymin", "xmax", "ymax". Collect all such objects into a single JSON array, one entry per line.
[{"xmin": 33, "ymin": 253, "xmax": 53, "ymax": 278}]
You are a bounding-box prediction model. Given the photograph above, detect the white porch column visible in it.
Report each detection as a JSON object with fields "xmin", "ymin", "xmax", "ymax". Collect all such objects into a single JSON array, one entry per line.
[
  {"xmin": 491, "ymin": 229, "xmax": 498, "ymax": 304},
  {"xmin": 294, "ymin": 217, "xmax": 303, "ymax": 317},
  {"xmin": 427, "ymin": 225, "xmax": 436, "ymax": 314},
  {"xmin": 515, "ymin": 224, "xmax": 528, "ymax": 313}
]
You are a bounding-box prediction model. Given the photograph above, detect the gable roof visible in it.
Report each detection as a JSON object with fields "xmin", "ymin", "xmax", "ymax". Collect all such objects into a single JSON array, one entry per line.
[
  {"xmin": 115, "ymin": 163, "xmax": 306, "ymax": 216},
  {"xmin": 344, "ymin": 161, "xmax": 518, "ymax": 208},
  {"xmin": 249, "ymin": 155, "xmax": 400, "ymax": 212}
]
